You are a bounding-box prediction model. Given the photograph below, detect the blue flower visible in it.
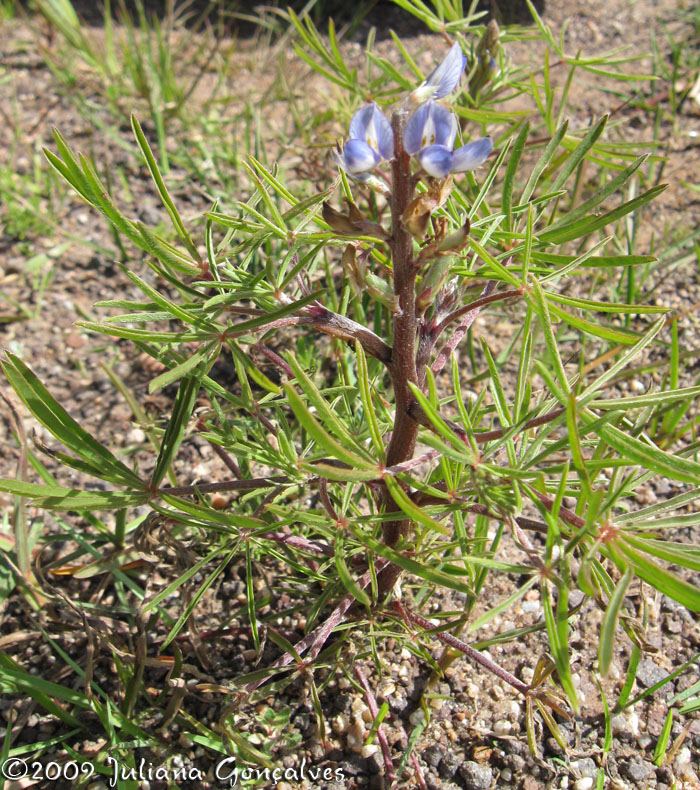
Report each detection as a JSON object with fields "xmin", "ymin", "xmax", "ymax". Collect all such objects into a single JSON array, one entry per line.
[
  {"xmin": 410, "ymin": 42, "xmax": 466, "ymax": 103},
  {"xmin": 403, "ymin": 100, "xmax": 493, "ymax": 179},
  {"xmin": 333, "ymin": 102, "xmax": 394, "ymax": 176}
]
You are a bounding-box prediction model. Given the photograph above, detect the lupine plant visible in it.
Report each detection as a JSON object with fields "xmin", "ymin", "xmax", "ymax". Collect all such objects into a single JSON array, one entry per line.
[{"xmin": 2, "ymin": 7, "xmax": 700, "ymax": 784}]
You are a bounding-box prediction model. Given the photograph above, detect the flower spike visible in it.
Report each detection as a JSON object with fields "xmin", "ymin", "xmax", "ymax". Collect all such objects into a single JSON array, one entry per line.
[
  {"xmin": 410, "ymin": 42, "xmax": 466, "ymax": 104},
  {"xmin": 333, "ymin": 102, "xmax": 394, "ymax": 177}
]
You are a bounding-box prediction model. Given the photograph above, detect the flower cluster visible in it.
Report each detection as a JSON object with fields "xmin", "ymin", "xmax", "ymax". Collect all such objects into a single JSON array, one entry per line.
[{"xmin": 334, "ymin": 42, "xmax": 493, "ymax": 182}]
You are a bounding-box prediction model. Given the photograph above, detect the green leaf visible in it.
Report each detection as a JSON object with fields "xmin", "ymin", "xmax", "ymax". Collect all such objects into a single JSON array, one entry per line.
[
  {"xmin": 577, "ymin": 317, "xmax": 666, "ymax": 406},
  {"xmin": 653, "ymin": 709, "xmax": 674, "ymax": 766},
  {"xmin": 591, "ymin": 418, "xmax": 700, "ymax": 485},
  {"xmin": 0, "ymin": 479, "xmax": 148, "ymax": 510},
  {"xmin": 0, "ymin": 654, "xmax": 84, "ymax": 728},
  {"xmin": 551, "ymin": 115, "xmax": 608, "ymax": 193},
  {"xmin": 528, "ymin": 279, "xmax": 570, "ymax": 395},
  {"xmin": 531, "ymin": 252, "xmax": 656, "ymax": 269},
  {"xmin": 545, "ymin": 154, "xmax": 648, "ymax": 233},
  {"xmin": 384, "ymin": 475, "xmax": 450, "ymax": 536},
  {"xmin": 131, "ymin": 115, "xmax": 200, "ymax": 262},
  {"xmin": 285, "ymin": 384, "xmax": 377, "ymax": 470},
  {"xmin": 2, "ymin": 353, "xmax": 143, "ymax": 489},
  {"xmin": 335, "ymin": 530, "xmax": 371, "ymax": 609},
  {"xmin": 355, "ymin": 342, "xmax": 385, "ymax": 461},
  {"xmin": 546, "ymin": 293, "xmax": 667, "ymax": 315},
  {"xmin": 546, "ymin": 299, "xmax": 641, "ymax": 345},
  {"xmin": 613, "ymin": 540, "xmax": 700, "ymax": 611},
  {"xmin": 150, "ymin": 376, "xmax": 200, "ymax": 488},
  {"xmin": 520, "ymin": 121, "xmax": 569, "ymax": 205},
  {"xmin": 503, "ymin": 123, "xmax": 529, "ymax": 233},
  {"xmin": 284, "ymin": 352, "xmax": 360, "ymax": 448},
  {"xmin": 348, "ymin": 526, "xmax": 474, "ymax": 596},
  {"xmin": 542, "ymin": 579, "xmax": 580, "ymax": 713},
  {"xmin": 539, "ymin": 185, "xmax": 668, "ymax": 245},
  {"xmin": 598, "ymin": 566, "xmax": 632, "ymax": 676},
  {"xmin": 148, "ymin": 343, "xmax": 217, "ymax": 393},
  {"xmin": 407, "ymin": 383, "xmax": 477, "ymax": 465}
]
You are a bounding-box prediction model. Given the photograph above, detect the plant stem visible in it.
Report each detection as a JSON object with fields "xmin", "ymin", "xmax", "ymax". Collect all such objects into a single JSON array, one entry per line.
[
  {"xmin": 382, "ymin": 110, "xmax": 419, "ymax": 550},
  {"xmin": 395, "ymin": 602, "xmax": 530, "ymax": 696}
]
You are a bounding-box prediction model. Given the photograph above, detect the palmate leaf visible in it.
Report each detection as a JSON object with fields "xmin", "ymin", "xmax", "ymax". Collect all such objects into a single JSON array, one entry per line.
[
  {"xmin": 611, "ymin": 540, "xmax": 700, "ymax": 612},
  {"xmin": 348, "ymin": 526, "xmax": 475, "ymax": 596},
  {"xmin": 150, "ymin": 376, "xmax": 200, "ymax": 488},
  {"xmin": 131, "ymin": 115, "xmax": 200, "ymax": 262},
  {"xmin": 44, "ymin": 130, "xmax": 199, "ymax": 274},
  {"xmin": 598, "ymin": 566, "xmax": 632, "ymax": 676},
  {"xmin": 0, "ymin": 652, "xmax": 85, "ymax": 728},
  {"xmin": 590, "ymin": 417, "xmax": 700, "ymax": 485},
  {"xmin": 2, "ymin": 353, "xmax": 143, "ymax": 489},
  {"xmin": 546, "ymin": 299, "xmax": 641, "ymax": 345},
  {"xmin": 0, "ymin": 480, "xmax": 149, "ymax": 511},
  {"xmin": 284, "ymin": 384, "xmax": 377, "ymax": 471},
  {"xmin": 531, "ymin": 252, "xmax": 657, "ymax": 269},
  {"xmin": 538, "ymin": 184, "xmax": 668, "ymax": 245}
]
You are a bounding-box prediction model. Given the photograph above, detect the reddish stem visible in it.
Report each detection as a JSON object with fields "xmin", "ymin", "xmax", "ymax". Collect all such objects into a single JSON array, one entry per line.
[
  {"xmin": 394, "ymin": 602, "xmax": 530, "ymax": 697},
  {"xmin": 381, "ymin": 110, "xmax": 419, "ymax": 551},
  {"xmin": 354, "ymin": 666, "xmax": 396, "ymax": 784}
]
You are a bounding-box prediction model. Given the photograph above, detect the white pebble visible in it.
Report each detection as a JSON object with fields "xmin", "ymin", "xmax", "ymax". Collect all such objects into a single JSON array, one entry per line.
[
  {"xmin": 409, "ymin": 709, "xmax": 425, "ymax": 726},
  {"xmin": 574, "ymin": 779, "xmax": 594, "ymax": 790},
  {"xmin": 520, "ymin": 667, "xmax": 535, "ymax": 684},
  {"xmin": 361, "ymin": 744, "xmax": 379, "ymax": 759},
  {"xmin": 611, "ymin": 709, "xmax": 639, "ymax": 736},
  {"xmin": 675, "ymin": 746, "xmax": 691, "ymax": 767},
  {"xmin": 493, "ymin": 719, "xmax": 511, "ymax": 735},
  {"xmin": 126, "ymin": 427, "xmax": 146, "ymax": 444},
  {"xmin": 332, "ymin": 714, "xmax": 349, "ymax": 735},
  {"xmin": 379, "ymin": 681, "xmax": 395, "ymax": 697},
  {"xmin": 507, "ymin": 700, "xmax": 521, "ymax": 720}
]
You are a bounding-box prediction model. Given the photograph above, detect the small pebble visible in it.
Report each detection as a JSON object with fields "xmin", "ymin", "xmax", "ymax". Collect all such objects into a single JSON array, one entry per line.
[
  {"xmin": 458, "ymin": 760, "xmax": 493, "ymax": 790},
  {"xmin": 409, "ymin": 709, "xmax": 425, "ymax": 726},
  {"xmin": 573, "ymin": 779, "xmax": 594, "ymax": 790},
  {"xmin": 493, "ymin": 719, "xmax": 511, "ymax": 736},
  {"xmin": 126, "ymin": 427, "xmax": 146, "ymax": 444},
  {"xmin": 520, "ymin": 666, "xmax": 535, "ymax": 684}
]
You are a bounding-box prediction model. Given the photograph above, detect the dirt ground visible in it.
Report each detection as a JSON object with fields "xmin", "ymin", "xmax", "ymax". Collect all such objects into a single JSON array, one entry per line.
[{"xmin": 1, "ymin": 0, "xmax": 700, "ymax": 788}]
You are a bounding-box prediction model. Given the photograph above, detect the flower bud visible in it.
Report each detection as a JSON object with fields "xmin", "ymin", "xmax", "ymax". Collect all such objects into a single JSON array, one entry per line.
[{"xmin": 416, "ymin": 257, "xmax": 451, "ymax": 313}]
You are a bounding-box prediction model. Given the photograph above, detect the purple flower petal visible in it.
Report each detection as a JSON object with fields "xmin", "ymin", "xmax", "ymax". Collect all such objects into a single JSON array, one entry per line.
[
  {"xmin": 413, "ymin": 42, "xmax": 466, "ymax": 102},
  {"xmin": 416, "ymin": 145, "xmax": 454, "ymax": 178},
  {"xmin": 404, "ymin": 101, "xmax": 457, "ymax": 156},
  {"xmin": 342, "ymin": 139, "xmax": 382, "ymax": 174},
  {"xmin": 451, "ymin": 137, "xmax": 493, "ymax": 172},
  {"xmin": 403, "ymin": 102, "xmax": 430, "ymax": 155},
  {"xmin": 349, "ymin": 102, "xmax": 394, "ymax": 161}
]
